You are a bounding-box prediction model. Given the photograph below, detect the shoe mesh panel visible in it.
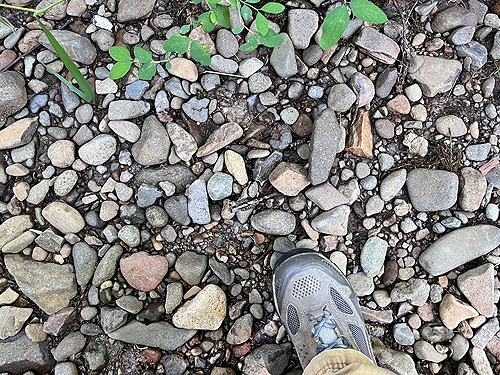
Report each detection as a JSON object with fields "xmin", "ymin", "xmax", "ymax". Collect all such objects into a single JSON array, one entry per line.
[
  {"xmin": 287, "ymin": 304, "xmax": 300, "ymax": 335},
  {"xmin": 329, "ymin": 286, "xmax": 353, "ymax": 315},
  {"xmin": 348, "ymin": 323, "xmax": 371, "ymax": 359},
  {"xmin": 291, "ymin": 275, "xmax": 321, "ymax": 300}
]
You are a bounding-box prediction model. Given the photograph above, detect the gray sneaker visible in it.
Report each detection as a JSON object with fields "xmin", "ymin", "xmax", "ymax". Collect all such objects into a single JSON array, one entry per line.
[{"xmin": 272, "ymin": 249, "xmax": 376, "ymax": 369}]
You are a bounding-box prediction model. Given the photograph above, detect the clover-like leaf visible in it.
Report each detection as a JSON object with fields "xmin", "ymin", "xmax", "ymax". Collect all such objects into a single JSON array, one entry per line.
[
  {"xmin": 260, "ymin": 2, "xmax": 285, "ymax": 14},
  {"xmin": 232, "ymin": 26, "xmax": 244, "ymax": 35},
  {"xmin": 350, "ymin": 0, "xmax": 388, "ymax": 24},
  {"xmin": 246, "ymin": 0, "xmax": 260, "ymax": 3},
  {"xmin": 255, "ymin": 12, "xmax": 269, "ymax": 36},
  {"xmin": 109, "ymin": 61, "xmax": 132, "ymax": 79},
  {"xmin": 191, "ymin": 40, "xmax": 212, "ymax": 66},
  {"xmin": 240, "ymin": 35, "xmax": 259, "ymax": 51},
  {"xmin": 134, "ymin": 47, "xmax": 152, "ymax": 63},
  {"xmin": 166, "ymin": 61, "xmax": 173, "ymax": 70},
  {"xmin": 207, "ymin": 0, "xmax": 221, "ymax": 6},
  {"xmin": 258, "ymin": 28, "xmax": 283, "ymax": 48},
  {"xmin": 319, "ymin": 5, "xmax": 349, "ymax": 50},
  {"xmin": 163, "ymin": 34, "xmax": 190, "ymax": 54},
  {"xmin": 241, "ymin": 4, "xmax": 252, "ymax": 20},
  {"xmin": 138, "ymin": 63, "xmax": 156, "ymax": 80},
  {"xmin": 192, "ymin": 0, "xmax": 202, "ymax": 4},
  {"xmin": 229, "ymin": 0, "xmax": 239, "ymax": 10},
  {"xmin": 215, "ymin": 5, "xmax": 231, "ymax": 28},
  {"xmin": 199, "ymin": 11, "xmax": 216, "ymax": 33},
  {"xmin": 180, "ymin": 24, "xmax": 191, "ymax": 34},
  {"xmin": 109, "ymin": 46, "xmax": 132, "ymax": 62}
]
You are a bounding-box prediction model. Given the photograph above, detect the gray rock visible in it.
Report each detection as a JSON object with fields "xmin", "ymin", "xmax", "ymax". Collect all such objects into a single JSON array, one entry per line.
[
  {"xmin": 108, "ymin": 100, "xmax": 150, "ymax": 120},
  {"xmin": 465, "ymin": 143, "xmax": 491, "ymax": 161},
  {"xmin": 435, "ymin": 114, "xmax": 466, "ymax": 137},
  {"xmin": 72, "ymin": 242, "xmax": 97, "ymax": 287},
  {"xmin": 54, "ymin": 362, "xmax": 78, "ymax": 375},
  {"xmin": 0, "ymin": 306, "xmax": 33, "ymax": 339},
  {"xmin": 187, "ymin": 179, "xmax": 210, "ymax": 225},
  {"xmin": 327, "ymin": 84, "xmax": 356, "ymax": 112},
  {"xmin": 175, "ymin": 251, "xmax": 207, "ymax": 285},
  {"xmin": 470, "ymin": 318, "xmax": 499, "ymax": 349},
  {"xmin": 408, "ymin": 55, "xmax": 462, "ymax": 97},
  {"xmin": 469, "ymin": 347, "xmax": 493, "ymax": 375},
  {"xmin": 135, "ymin": 164, "xmax": 196, "ymax": 191},
  {"xmin": 0, "ymin": 215, "xmax": 33, "ymax": 252},
  {"xmin": 0, "ymin": 71, "xmax": 27, "ymax": 124},
  {"xmin": 250, "ymin": 210, "xmax": 296, "ymax": 235},
  {"xmin": 380, "ymin": 169, "xmax": 407, "ymax": 201},
  {"xmin": 116, "ymin": 295, "xmax": 143, "ymax": 314},
  {"xmin": 125, "ymin": 80, "xmax": 149, "ymax": 100},
  {"xmin": 372, "ymin": 337, "xmax": 418, "ymax": 375},
  {"xmin": 242, "ymin": 344, "xmax": 292, "ymax": 375},
  {"xmin": 165, "ymin": 77, "xmax": 190, "ymax": 99},
  {"xmin": 216, "ymin": 29, "xmax": 239, "ymax": 58},
  {"xmin": 248, "ymin": 72, "xmax": 272, "ymax": 94},
  {"xmin": 309, "ymin": 108, "xmax": 345, "ymax": 185},
  {"xmin": 207, "ymin": 172, "xmax": 233, "ymax": 200},
  {"xmin": 209, "ymin": 55, "xmax": 238, "ymax": 73},
  {"xmin": 118, "ymin": 225, "xmax": 140, "ymax": 247},
  {"xmin": 0, "ymin": 332, "xmax": 55, "ymax": 374},
  {"xmin": 288, "ymin": 9, "xmax": 318, "ymax": 49},
  {"xmin": 92, "ymin": 244, "xmax": 124, "ymax": 286},
  {"xmin": 164, "ymin": 195, "xmax": 190, "ymax": 225},
  {"xmin": 39, "ymin": 31, "xmax": 97, "ymax": 65},
  {"xmin": 390, "ymin": 278, "xmax": 430, "ymax": 306},
  {"xmin": 354, "ymin": 26, "xmax": 400, "ymax": 64},
  {"xmin": 414, "ymin": 340, "xmax": 447, "ymax": 363},
  {"xmin": 209, "ymin": 257, "xmax": 233, "ymax": 285},
  {"xmin": 227, "ymin": 313, "xmax": 253, "ymax": 345},
  {"xmin": 239, "ymin": 58, "xmax": 264, "ymax": 78},
  {"xmin": 311, "ymin": 205, "xmax": 350, "ymax": 235},
  {"xmin": 419, "ymin": 225, "xmax": 500, "ymax": 276},
  {"xmin": 78, "ymin": 134, "xmax": 116, "ymax": 165},
  {"xmin": 347, "ymin": 272, "xmax": 374, "ymax": 297},
  {"xmin": 4, "ymin": 255, "xmax": 77, "ymax": 314},
  {"xmin": 132, "ymin": 115, "xmax": 170, "ymax": 166},
  {"xmin": 182, "ymin": 97, "xmax": 209, "ymax": 122},
  {"xmin": 270, "ymin": 33, "xmax": 298, "ymax": 78},
  {"xmin": 420, "ymin": 323, "xmax": 454, "ymax": 343},
  {"xmin": 117, "ymin": 0, "xmax": 156, "ymax": 22},
  {"xmin": 161, "ymin": 354, "xmax": 188, "ymax": 375},
  {"xmin": 302, "ymin": 44, "xmax": 323, "ymax": 66},
  {"xmin": 448, "ymin": 26, "xmax": 475, "ymax": 45},
  {"xmin": 52, "ymin": 332, "xmax": 86, "ymax": 361},
  {"xmin": 100, "ymin": 306, "xmax": 128, "ymax": 334},
  {"xmin": 406, "ymin": 169, "xmax": 458, "ymax": 211},
  {"xmin": 360, "ymin": 236, "xmax": 388, "ymax": 277},
  {"xmin": 375, "ymin": 67, "xmax": 398, "ymax": 98},
  {"xmin": 457, "ymin": 41, "xmax": 488, "ymax": 69},
  {"xmin": 165, "ymin": 282, "xmax": 183, "ymax": 314},
  {"xmin": 393, "ymin": 323, "xmax": 415, "ymax": 346},
  {"xmin": 431, "ymin": 6, "xmax": 477, "ymax": 33}
]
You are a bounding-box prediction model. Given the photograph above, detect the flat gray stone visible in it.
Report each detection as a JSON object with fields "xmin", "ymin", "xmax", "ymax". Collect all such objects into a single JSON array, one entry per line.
[
  {"xmin": 250, "ymin": 209, "xmax": 296, "ymax": 235},
  {"xmin": 270, "ymin": 33, "xmax": 298, "ymax": 78},
  {"xmin": 117, "ymin": 0, "xmax": 155, "ymax": 22},
  {"xmin": 406, "ymin": 169, "xmax": 458, "ymax": 211},
  {"xmin": 408, "ymin": 55, "xmax": 462, "ymax": 97},
  {"xmin": 39, "ymin": 30, "xmax": 97, "ymax": 65},
  {"xmin": 0, "ymin": 71, "xmax": 27, "ymax": 124},
  {"xmin": 360, "ymin": 236, "xmax": 388, "ymax": 277},
  {"xmin": 187, "ymin": 179, "xmax": 210, "ymax": 225},
  {"xmin": 419, "ymin": 225, "xmax": 500, "ymax": 276},
  {"xmin": 78, "ymin": 134, "xmax": 117, "ymax": 166},
  {"xmin": 354, "ymin": 26, "xmax": 400, "ymax": 64},
  {"xmin": 132, "ymin": 115, "xmax": 171, "ymax": 166},
  {"xmin": 108, "ymin": 100, "xmax": 150, "ymax": 120},
  {"xmin": 311, "ymin": 205, "xmax": 350, "ymax": 235},
  {"xmin": 72, "ymin": 242, "xmax": 97, "ymax": 287}
]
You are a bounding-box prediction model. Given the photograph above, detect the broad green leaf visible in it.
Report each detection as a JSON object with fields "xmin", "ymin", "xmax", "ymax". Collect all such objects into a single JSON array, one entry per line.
[
  {"xmin": 138, "ymin": 63, "xmax": 156, "ymax": 80},
  {"xmin": 166, "ymin": 62, "xmax": 172, "ymax": 70},
  {"xmin": 192, "ymin": 0, "xmax": 202, "ymax": 4},
  {"xmin": 109, "ymin": 61, "xmax": 132, "ymax": 79},
  {"xmin": 199, "ymin": 11, "xmax": 216, "ymax": 32},
  {"xmin": 246, "ymin": 0, "xmax": 260, "ymax": 3},
  {"xmin": 229, "ymin": 0, "xmax": 239, "ymax": 10},
  {"xmin": 207, "ymin": 0, "xmax": 221, "ymax": 6},
  {"xmin": 258, "ymin": 28, "xmax": 283, "ymax": 47},
  {"xmin": 241, "ymin": 5, "xmax": 252, "ymax": 20},
  {"xmin": 319, "ymin": 5, "xmax": 349, "ymax": 50},
  {"xmin": 163, "ymin": 34, "xmax": 190, "ymax": 54},
  {"xmin": 255, "ymin": 12, "xmax": 268, "ymax": 36},
  {"xmin": 134, "ymin": 47, "xmax": 152, "ymax": 63},
  {"xmin": 109, "ymin": 46, "xmax": 132, "ymax": 62},
  {"xmin": 350, "ymin": 0, "xmax": 388, "ymax": 24},
  {"xmin": 210, "ymin": 11, "xmax": 216, "ymax": 23},
  {"xmin": 180, "ymin": 24, "xmax": 191, "ymax": 34},
  {"xmin": 232, "ymin": 26, "xmax": 244, "ymax": 35},
  {"xmin": 37, "ymin": 18, "xmax": 94, "ymax": 102},
  {"xmin": 240, "ymin": 35, "xmax": 258, "ymax": 51},
  {"xmin": 260, "ymin": 2, "xmax": 284, "ymax": 14},
  {"xmin": 191, "ymin": 40, "xmax": 212, "ymax": 66},
  {"xmin": 215, "ymin": 6, "xmax": 231, "ymax": 28}
]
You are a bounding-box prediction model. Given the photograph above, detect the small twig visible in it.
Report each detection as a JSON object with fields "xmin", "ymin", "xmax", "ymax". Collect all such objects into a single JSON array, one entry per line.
[
  {"xmin": 1, "ymin": 18, "xmax": 72, "ymax": 73},
  {"xmin": 230, "ymin": 192, "xmax": 279, "ymax": 212},
  {"xmin": 202, "ymin": 70, "xmax": 245, "ymax": 78}
]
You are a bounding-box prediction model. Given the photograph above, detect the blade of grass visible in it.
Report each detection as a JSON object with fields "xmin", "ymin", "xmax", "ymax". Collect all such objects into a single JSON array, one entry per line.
[
  {"xmin": 34, "ymin": 0, "xmax": 67, "ymax": 16},
  {"xmin": 37, "ymin": 17, "xmax": 94, "ymax": 102}
]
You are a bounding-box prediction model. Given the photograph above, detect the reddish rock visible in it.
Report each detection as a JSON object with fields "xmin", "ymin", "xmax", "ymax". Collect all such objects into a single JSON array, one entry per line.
[
  {"xmin": 120, "ymin": 252, "xmax": 169, "ymax": 292},
  {"xmin": 350, "ymin": 72, "xmax": 375, "ymax": 107},
  {"xmin": 457, "ymin": 263, "xmax": 496, "ymax": 317},
  {"xmin": 232, "ymin": 342, "xmax": 252, "ymax": 357},
  {"xmin": 345, "ymin": 111, "xmax": 374, "ymax": 159},
  {"xmin": 0, "ymin": 50, "xmax": 16, "ymax": 71},
  {"xmin": 387, "ymin": 94, "xmax": 411, "ymax": 115},
  {"xmin": 354, "ymin": 27, "xmax": 400, "ymax": 65},
  {"xmin": 269, "ymin": 162, "xmax": 309, "ymax": 196},
  {"xmin": 375, "ymin": 119, "xmax": 395, "ymax": 139},
  {"xmin": 196, "ymin": 122, "xmax": 243, "ymax": 157},
  {"xmin": 43, "ymin": 307, "xmax": 77, "ymax": 336},
  {"xmin": 459, "ymin": 167, "xmax": 487, "ymax": 212}
]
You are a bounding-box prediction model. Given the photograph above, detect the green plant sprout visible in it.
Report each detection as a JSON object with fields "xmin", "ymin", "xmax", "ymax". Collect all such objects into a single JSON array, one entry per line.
[
  {"xmin": 320, "ymin": 0, "xmax": 387, "ymax": 49},
  {"xmin": 0, "ymin": 0, "xmax": 94, "ymax": 102}
]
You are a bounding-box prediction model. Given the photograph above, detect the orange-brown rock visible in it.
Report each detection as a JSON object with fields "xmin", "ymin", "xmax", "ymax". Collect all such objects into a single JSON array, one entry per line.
[
  {"xmin": 345, "ymin": 111, "xmax": 374, "ymax": 159},
  {"xmin": 269, "ymin": 162, "xmax": 310, "ymax": 196}
]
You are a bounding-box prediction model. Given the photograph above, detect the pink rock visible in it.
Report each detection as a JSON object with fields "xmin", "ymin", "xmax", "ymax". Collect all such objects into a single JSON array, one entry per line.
[{"xmin": 120, "ymin": 252, "xmax": 169, "ymax": 292}]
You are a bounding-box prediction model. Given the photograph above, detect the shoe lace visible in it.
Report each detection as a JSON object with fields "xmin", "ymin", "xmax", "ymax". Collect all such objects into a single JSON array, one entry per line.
[{"xmin": 310, "ymin": 308, "xmax": 350, "ymax": 354}]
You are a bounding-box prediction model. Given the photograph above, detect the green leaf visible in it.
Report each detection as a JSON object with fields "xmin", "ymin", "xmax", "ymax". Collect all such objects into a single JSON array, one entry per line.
[
  {"xmin": 255, "ymin": 12, "xmax": 268, "ymax": 36},
  {"xmin": 134, "ymin": 47, "xmax": 152, "ymax": 63},
  {"xmin": 37, "ymin": 18, "xmax": 94, "ymax": 102},
  {"xmin": 191, "ymin": 40, "xmax": 212, "ymax": 66},
  {"xmin": 163, "ymin": 34, "xmax": 190, "ymax": 54},
  {"xmin": 258, "ymin": 28, "xmax": 283, "ymax": 47},
  {"xmin": 109, "ymin": 46, "xmax": 132, "ymax": 62},
  {"xmin": 138, "ymin": 63, "xmax": 156, "ymax": 80},
  {"xmin": 350, "ymin": 0, "xmax": 388, "ymax": 24},
  {"xmin": 199, "ymin": 12, "xmax": 216, "ymax": 32},
  {"xmin": 166, "ymin": 62, "xmax": 172, "ymax": 70},
  {"xmin": 180, "ymin": 24, "xmax": 191, "ymax": 34},
  {"xmin": 241, "ymin": 5, "xmax": 252, "ymax": 20},
  {"xmin": 246, "ymin": 0, "xmax": 260, "ymax": 3},
  {"xmin": 240, "ymin": 35, "xmax": 258, "ymax": 51},
  {"xmin": 207, "ymin": 0, "xmax": 221, "ymax": 6},
  {"xmin": 260, "ymin": 2, "xmax": 285, "ymax": 14},
  {"xmin": 232, "ymin": 26, "xmax": 244, "ymax": 35},
  {"xmin": 192, "ymin": 0, "xmax": 202, "ymax": 4},
  {"xmin": 0, "ymin": 16, "xmax": 15, "ymax": 30},
  {"xmin": 319, "ymin": 5, "xmax": 349, "ymax": 50},
  {"xmin": 214, "ymin": 6, "xmax": 231, "ymax": 28},
  {"xmin": 109, "ymin": 61, "xmax": 132, "ymax": 79},
  {"xmin": 229, "ymin": 0, "xmax": 239, "ymax": 10},
  {"xmin": 210, "ymin": 11, "xmax": 216, "ymax": 23}
]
